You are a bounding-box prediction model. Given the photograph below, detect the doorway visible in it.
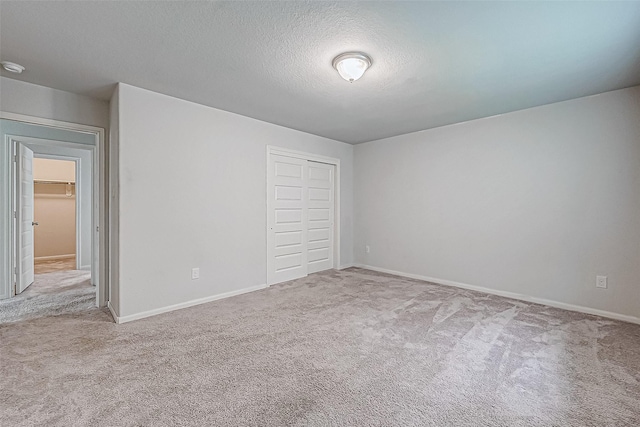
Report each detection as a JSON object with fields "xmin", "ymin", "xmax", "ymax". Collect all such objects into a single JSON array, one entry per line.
[
  {"xmin": 32, "ymin": 158, "xmax": 79, "ymax": 275},
  {"xmin": 0, "ymin": 113, "xmax": 107, "ymax": 313},
  {"xmin": 7, "ymin": 139, "xmax": 94, "ymax": 320}
]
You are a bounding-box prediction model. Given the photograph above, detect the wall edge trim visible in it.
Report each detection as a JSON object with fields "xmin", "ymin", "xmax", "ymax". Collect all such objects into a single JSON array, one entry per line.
[
  {"xmin": 114, "ymin": 283, "xmax": 268, "ymax": 324},
  {"xmin": 353, "ymin": 264, "xmax": 640, "ymax": 325}
]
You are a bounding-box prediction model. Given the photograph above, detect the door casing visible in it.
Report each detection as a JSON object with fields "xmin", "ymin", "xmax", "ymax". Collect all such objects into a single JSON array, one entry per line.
[{"xmin": 1, "ymin": 112, "xmax": 107, "ymax": 307}]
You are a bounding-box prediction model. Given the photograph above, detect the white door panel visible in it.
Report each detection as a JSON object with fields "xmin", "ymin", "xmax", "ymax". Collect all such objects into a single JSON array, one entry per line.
[
  {"xmin": 309, "ymin": 247, "xmax": 330, "ymax": 262},
  {"xmin": 309, "ymin": 188, "xmax": 330, "ymax": 201},
  {"xmin": 275, "ymin": 209, "xmax": 303, "ymax": 224},
  {"xmin": 275, "ymin": 161, "xmax": 304, "ymax": 178},
  {"xmin": 16, "ymin": 144, "xmax": 35, "ymax": 294},
  {"xmin": 275, "ymin": 186, "xmax": 303, "ymax": 201},
  {"xmin": 274, "ymin": 253, "xmax": 304, "ymax": 272},
  {"xmin": 309, "ymin": 166, "xmax": 331, "ymax": 181},
  {"xmin": 308, "ymin": 228, "xmax": 330, "ymax": 242}
]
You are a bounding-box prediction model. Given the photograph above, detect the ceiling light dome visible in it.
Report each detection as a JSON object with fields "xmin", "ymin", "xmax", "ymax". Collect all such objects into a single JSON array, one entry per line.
[
  {"xmin": 332, "ymin": 52, "xmax": 372, "ymax": 83},
  {"xmin": 1, "ymin": 61, "xmax": 25, "ymax": 74}
]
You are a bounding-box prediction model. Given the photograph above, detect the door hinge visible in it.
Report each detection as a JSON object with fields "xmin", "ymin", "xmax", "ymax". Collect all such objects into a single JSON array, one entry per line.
[
  {"xmin": 13, "ymin": 155, "xmax": 17, "ymax": 163},
  {"xmin": 96, "ymin": 226, "xmax": 99, "ymax": 232}
]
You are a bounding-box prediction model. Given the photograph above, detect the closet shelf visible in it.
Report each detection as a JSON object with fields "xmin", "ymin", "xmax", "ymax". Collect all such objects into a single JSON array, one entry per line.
[{"xmin": 34, "ymin": 180, "xmax": 75, "ymax": 185}]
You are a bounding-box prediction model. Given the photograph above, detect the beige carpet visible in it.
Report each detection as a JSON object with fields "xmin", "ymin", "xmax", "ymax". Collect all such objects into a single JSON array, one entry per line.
[{"xmin": 1, "ymin": 268, "xmax": 639, "ymax": 426}]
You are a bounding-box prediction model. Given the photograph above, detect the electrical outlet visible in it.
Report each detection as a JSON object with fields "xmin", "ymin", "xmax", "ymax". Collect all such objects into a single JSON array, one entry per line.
[
  {"xmin": 191, "ymin": 268, "xmax": 200, "ymax": 280},
  {"xmin": 365, "ymin": 245, "xmax": 370, "ymax": 254},
  {"xmin": 596, "ymin": 275, "xmax": 607, "ymax": 289}
]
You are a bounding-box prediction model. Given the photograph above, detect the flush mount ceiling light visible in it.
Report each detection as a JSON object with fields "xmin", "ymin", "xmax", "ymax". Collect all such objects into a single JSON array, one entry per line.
[
  {"xmin": 1, "ymin": 61, "xmax": 25, "ymax": 74},
  {"xmin": 332, "ymin": 52, "xmax": 372, "ymax": 83}
]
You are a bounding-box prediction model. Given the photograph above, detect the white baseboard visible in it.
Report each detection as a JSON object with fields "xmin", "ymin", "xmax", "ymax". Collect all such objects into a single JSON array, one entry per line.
[
  {"xmin": 337, "ymin": 263, "xmax": 354, "ymax": 270},
  {"xmin": 35, "ymin": 254, "xmax": 75, "ymax": 261},
  {"xmin": 354, "ymin": 264, "xmax": 640, "ymax": 325},
  {"xmin": 111, "ymin": 283, "xmax": 268, "ymax": 324},
  {"xmin": 80, "ymin": 265, "xmax": 91, "ymax": 271}
]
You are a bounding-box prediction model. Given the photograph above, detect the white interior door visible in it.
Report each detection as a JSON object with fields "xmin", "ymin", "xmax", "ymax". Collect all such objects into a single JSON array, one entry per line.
[
  {"xmin": 16, "ymin": 144, "xmax": 35, "ymax": 294},
  {"xmin": 307, "ymin": 161, "xmax": 334, "ymax": 274},
  {"xmin": 267, "ymin": 154, "xmax": 308, "ymax": 285}
]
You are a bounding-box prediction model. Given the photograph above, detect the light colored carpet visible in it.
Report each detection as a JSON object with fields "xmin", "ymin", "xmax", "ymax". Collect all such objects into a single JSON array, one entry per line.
[
  {"xmin": 1, "ymin": 267, "xmax": 639, "ymax": 426},
  {"xmin": 0, "ymin": 270, "xmax": 94, "ymax": 324}
]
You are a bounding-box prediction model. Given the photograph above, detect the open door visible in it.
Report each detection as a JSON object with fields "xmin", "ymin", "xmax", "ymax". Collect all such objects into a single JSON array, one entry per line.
[{"xmin": 16, "ymin": 143, "xmax": 35, "ymax": 294}]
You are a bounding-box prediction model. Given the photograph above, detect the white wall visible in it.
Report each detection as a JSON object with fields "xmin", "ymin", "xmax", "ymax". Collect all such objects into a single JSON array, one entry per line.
[
  {"xmin": 113, "ymin": 83, "xmax": 353, "ymax": 318},
  {"xmin": 355, "ymin": 86, "xmax": 640, "ymax": 320},
  {"xmin": 0, "ymin": 76, "xmax": 109, "ymax": 129},
  {"xmin": 34, "ymin": 158, "xmax": 76, "ymax": 183}
]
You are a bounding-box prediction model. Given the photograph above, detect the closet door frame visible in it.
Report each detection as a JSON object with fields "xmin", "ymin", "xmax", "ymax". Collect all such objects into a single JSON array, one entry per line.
[{"xmin": 266, "ymin": 146, "xmax": 340, "ymax": 286}]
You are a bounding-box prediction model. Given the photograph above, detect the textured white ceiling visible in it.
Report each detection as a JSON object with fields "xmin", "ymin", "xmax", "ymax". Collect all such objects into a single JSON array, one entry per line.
[{"xmin": 1, "ymin": 1, "xmax": 640, "ymax": 144}]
